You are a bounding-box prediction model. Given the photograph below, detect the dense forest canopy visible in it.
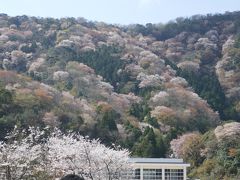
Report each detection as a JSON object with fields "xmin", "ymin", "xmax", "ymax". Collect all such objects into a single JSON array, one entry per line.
[{"xmin": 0, "ymin": 11, "xmax": 240, "ymax": 179}]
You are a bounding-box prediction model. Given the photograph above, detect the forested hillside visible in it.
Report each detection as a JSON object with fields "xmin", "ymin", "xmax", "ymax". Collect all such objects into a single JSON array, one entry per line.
[{"xmin": 0, "ymin": 11, "xmax": 240, "ymax": 179}]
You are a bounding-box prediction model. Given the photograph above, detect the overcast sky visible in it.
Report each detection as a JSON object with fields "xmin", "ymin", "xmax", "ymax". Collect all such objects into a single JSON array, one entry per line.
[{"xmin": 1, "ymin": 0, "xmax": 240, "ymax": 25}]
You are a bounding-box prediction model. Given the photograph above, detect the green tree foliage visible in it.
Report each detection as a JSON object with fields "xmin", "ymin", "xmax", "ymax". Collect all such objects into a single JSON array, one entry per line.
[
  {"xmin": 230, "ymin": 34, "xmax": 240, "ymax": 70},
  {"xmin": 100, "ymin": 109, "xmax": 118, "ymax": 131},
  {"xmin": 128, "ymin": 11, "xmax": 240, "ymax": 41},
  {"xmin": 145, "ymin": 114, "xmax": 159, "ymax": 128},
  {"xmin": 215, "ymin": 140, "xmax": 240, "ymax": 177},
  {"xmin": 122, "ymin": 121, "xmax": 142, "ymax": 149},
  {"xmin": 129, "ymin": 102, "xmax": 159, "ymax": 128},
  {"xmin": 47, "ymin": 47, "xmax": 76, "ymax": 66},
  {"xmin": 20, "ymin": 42, "xmax": 38, "ymax": 53},
  {"xmin": 0, "ymin": 87, "xmax": 13, "ymax": 115},
  {"xmin": 176, "ymin": 66, "xmax": 227, "ymax": 119},
  {"xmin": 0, "ymin": 115, "xmax": 16, "ymax": 140},
  {"xmin": 189, "ymin": 130, "xmax": 240, "ymax": 179},
  {"xmin": 76, "ymin": 45, "xmax": 130, "ymax": 91},
  {"xmin": 91, "ymin": 105, "xmax": 120, "ymax": 144},
  {"xmin": 59, "ymin": 113, "xmax": 84, "ymax": 132},
  {"xmin": 134, "ymin": 86, "xmax": 163, "ymax": 100},
  {"xmin": 164, "ymin": 31, "xmax": 239, "ymax": 121},
  {"xmin": 46, "ymin": 45, "xmax": 131, "ymax": 92},
  {"xmin": 97, "ymin": 104, "xmax": 120, "ymax": 131},
  {"xmin": 0, "ymin": 87, "xmax": 15, "ymax": 139},
  {"xmin": 0, "ymin": 85, "xmax": 55, "ymax": 140},
  {"xmin": 234, "ymin": 34, "xmax": 240, "ymax": 48},
  {"xmin": 132, "ymin": 127, "xmax": 166, "ymax": 157},
  {"xmin": 2, "ymin": 13, "xmax": 240, "ymax": 179},
  {"xmin": 129, "ymin": 102, "xmax": 150, "ymax": 121},
  {"xmin": 8, "ymin": 17, "xmax": 21, "ymax": 27}
]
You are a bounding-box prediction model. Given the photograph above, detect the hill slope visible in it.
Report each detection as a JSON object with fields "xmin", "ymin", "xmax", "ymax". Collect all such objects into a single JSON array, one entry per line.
[{"xmin": 0, "ymin": 11, "xmax": 240, "ymax": 179}]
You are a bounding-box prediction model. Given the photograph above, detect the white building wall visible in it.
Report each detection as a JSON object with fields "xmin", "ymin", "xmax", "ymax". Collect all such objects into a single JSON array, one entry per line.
[{"xmin": 122, "ymin": 162, "xmax": 190, "ymax": 180}]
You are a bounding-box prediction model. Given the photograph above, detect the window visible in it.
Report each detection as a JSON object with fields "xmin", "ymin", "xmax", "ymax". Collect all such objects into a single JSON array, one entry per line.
[
  {"xmin": 143, "ymin": 169, "xmax": 162, "ymax": 180},
  {"xmin": 0, "ymin": 166, "xmax": 6, "ymax": 180},
  {"xmin": 121, "ymin": 168, "xmax": 140, "ymax": 179},
  {"xmin": 121, "ymin": 167, "xmax": 185, "ymax": 180},
  {"xmin": 165, "ymin": 169, "xmax": 183, "ymax": 180}
]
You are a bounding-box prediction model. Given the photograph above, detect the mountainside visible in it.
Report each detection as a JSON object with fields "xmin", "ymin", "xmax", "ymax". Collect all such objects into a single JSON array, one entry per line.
[{"xmin": 0, "ymin": 11, "xmax": 240, "ymax": 179}]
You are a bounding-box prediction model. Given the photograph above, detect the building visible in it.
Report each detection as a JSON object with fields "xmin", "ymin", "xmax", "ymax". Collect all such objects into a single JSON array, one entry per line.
[
  {"xmin": 121, "ymin": 158, "xmax": 190, "ymax": 180},
  {"xmin": 0, "ymin": 164, "xmax": 10, "ymax": 180}
]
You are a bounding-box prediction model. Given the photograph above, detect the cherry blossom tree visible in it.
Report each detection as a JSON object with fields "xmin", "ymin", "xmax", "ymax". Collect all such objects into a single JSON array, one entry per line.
[
  {"xmin": 0, "ymin": 127, "xmax": 43, "ymax": 180},
  {"xmin": 45, "ymin": 129, "xmax": 130, "ymax": 179},
  {"xmin": 0, "ymin": 127, "xmax": 131, "ymax": 180}
]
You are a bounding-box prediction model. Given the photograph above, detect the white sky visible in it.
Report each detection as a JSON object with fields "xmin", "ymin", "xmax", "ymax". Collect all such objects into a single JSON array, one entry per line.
[{"xmin": 1, "ymin": 0, "xmax": 240, "ymax": 24}]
